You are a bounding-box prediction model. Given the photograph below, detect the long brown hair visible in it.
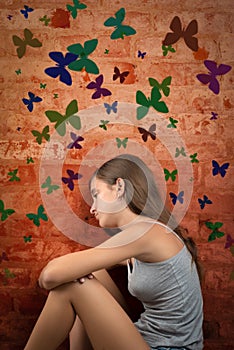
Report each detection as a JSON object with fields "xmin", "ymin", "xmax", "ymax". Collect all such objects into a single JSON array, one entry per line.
[{"xmin": 95, "ymin": 154, "xmax": 202, "ymax": 281}]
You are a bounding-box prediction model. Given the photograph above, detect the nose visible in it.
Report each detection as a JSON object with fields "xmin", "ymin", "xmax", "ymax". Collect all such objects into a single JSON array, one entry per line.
[{"xmin": 90, "ymin": 200, "xmax": 96, "ymax": 215}]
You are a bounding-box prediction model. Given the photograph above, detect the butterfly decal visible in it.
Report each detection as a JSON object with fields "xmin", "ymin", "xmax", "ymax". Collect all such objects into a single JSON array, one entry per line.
[
  {"xmin": 167, "ymin": 117, "xmax": 178, "ymax": 128},
  {"xmin": 45, "ymin": 52, "xmax": 78, "ymax": 86},
  {"xmin": 15, "ymin": 69, "xmax": 21, "ymax": 75},
  {"xmin": 210, "ymin": 112, "xmax": 218, "ymax": 120},
  {"xmin": 22, "ymin": 92, "xmax": 42, "ymax": 112},
  {"xmin": 198, "ymin": 195, "xmax": 212, "ymax": 209},
  {"xmin": 0, "ymin": 200, "xmax": 15, "ymax": 221},
  {"xmin": 190, "ymin": 153, "xmax": 199, "ymax": 163},
  {"xmin": 7, "ymin": 15, "xmax": 13, "ymax": 20},
  {"xmin": 62, "ymin": 169, "xmax": 82, "ymax": 191},
  {"xmin": 196, "ymin": 60, "xmax": 232, "ymax": 95},
  {"xmin": 224, "ymin": 234, "xmax": 234, "ymax": 249},
  {"xmin": 0, "ymin": 251, "xmax": 9, "ymax": 263},
  {"xmin": 104, "ymin": 8, "xmax": 136, "ymax": 40},
  {"xmin": 39, "ymin": 15, "xmax": 51, "ymax": 26},
  {"xmin": 164, "ymin": 169, "xmax": 178, "ymax": 182},
  {"xmin": 116, "ymin": 137, "xmax": 128, "ymax": 148},
  {"xmin": 99, "ymin": 120, "xmax": 110, "ymax": 130},
  {"xmin": 41, "ymin": 176, "xmax": 60, "ymax": 195},
  {"xmin": 205, "ymin": 221, "xmax": 225, "ymax": 242},
  {"xmin": 104, "ymin": 101, "xmax": 118, "ymax": 114},
  {"xmin": 40, "ymin": 83, "xmax": 46, "ymax": 89},
  {"xmin": 212, "ymin": 160, "xmax": 229, "ymax": 178},
  {"xmin": 138, "ymin": 50, "xmax": 146, "ymax": 59},
  {"xmin": 86, "ymin": 75, "xmax": 112, "ymax": 99},
  {"xmin": 169, "ymin": 191, "xmax": 184, "ymax": 205},
  {"xmin": 66, "ymin": 0, "xmax": 87, "ymax": 19},
  {"xmin": 67, "ymin": 39, "xmax": 99, "ymax": 74},
  {"xmin": 67, "ymin": 132, "xmax": 84, "ymax": 149},
  {"xmin": 27, "ymin": 157, "xmax": 34, "ymax": 164},
  {"xmin": 31, "ymin": 125, "xmax": 50, "ymax": 145},
  {"xmin": 20, "ymin": 5, "xmax": 34, "ymax": 19},
  {"xmin": 8, "ymin": 169, "xmax": 20, "ymax": 182},
  {"xmin": 26, "ymin": 205, "xmax": 48, "ymax": 227},
  {"xmin": 23, "ymin": 235, "xmax": 32, "ymax": 243},
  {"xmin": 113, "ymin": 67, "xmax": 129, "ymax": 83},
  {"xmin": 162, "ymin": 16, "xmax": 198, "ymax": 51},
  {"xmin": 175, "ymin": 147, "xmax": 186, "ymax": 157},
  {"xmin": 162, "ymin": 44, "xmax": 176, "ymax": 56},
  {"xmin": 12, "ymin": 28, "xmax": 42, "ymax": 58},
  {"xmin": 138, "ymin": 124, "xmax": 156, "ymax": 142},
  {"xmin": 149, "ymin": 76, "xmax": 172, "ymax": 97},
  {"xmin": 53, "ymin": 93, "xmax": 59, "ymax": 99},
  {"xmin": 45, "ymin": 100, "xmax": 81, "ymax": 136},
  {"xmin": 136, "ymin": 86, "xmax": 169, "ymax": 120},
  {"xmin": 4, "ymin": 268, "xmax": 15, "ymax": 279}
]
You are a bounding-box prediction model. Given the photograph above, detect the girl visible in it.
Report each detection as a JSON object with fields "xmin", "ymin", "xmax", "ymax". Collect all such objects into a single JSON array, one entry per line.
[{"xmin": 24, "ymin": 154, "xmax": 203, "ymax": 350}]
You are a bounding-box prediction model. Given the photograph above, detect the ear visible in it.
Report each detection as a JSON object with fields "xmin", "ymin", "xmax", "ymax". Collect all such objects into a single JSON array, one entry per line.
[{"xmin": 116, "ymin": 177, "xmax": 125, "ymax": 197}]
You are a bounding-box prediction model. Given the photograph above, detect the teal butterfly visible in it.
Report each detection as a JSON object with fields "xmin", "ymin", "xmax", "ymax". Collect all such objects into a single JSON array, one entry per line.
[
  {"xmin": 8, "ymin": 169, "xmax": 20, "ymax": 182},
  {"xmin": 205, "ymin": 221, "xmax": 225, "ymax": 242},
  {"xmin": 162, "ymin": 45, "xmax": 176, "ymax": 56},
  {"xmin": 39, "ymin": 15, "xmax": 50, "ymax": 26},
  {"xmin": 41, "ymin": 176, "xmax": 60, "ymax": 194},
  {"xmin": 167, "ymin": 117, "xmax": 178, "ymax": 128},
  {"xmin": 104, "ymin": 8, "xmax": 136, "ymax": 40},
  {"xmin": 66, "ymin": 0, "xmax": 87, "ymax": 19},
  {"xmin": 136, "ymin": 86, "xmax": 169, "ymax": 120},
  {"xmin": 31, "ymin": 125, "xmax": 50, "ymax": 144},
  {"xmin": 67, "ymin": 39, "xmax": 99, "ymax": 74},
  {"xmin": 45, "ymin": 100, "xmax": 81, "ymax": 136},
  {"xmin": 99, "ymin": 120, "xmax": 110, "ymax": 130},
  {"xmin": 149, "ymin": 76, "xmax": 172, "ymax": 97},
  {"xmin": 164, "ymin": 168, "xmax": 178, "ymax": 182},
  {"xmin": 190, "ymin": 153, "xmax": 199, "ymax": 163},
  {"xmin": 27, "ymin": 157, "xmax": 34, "ymax": 164},
  {"xmin": 12, "ymin": 28, "xmax": 42, "ymax": 59},
  {"xmin": 26, "ymin": 205, "xmax": 48, "ymax": 227},
  {"xmin": 23, "ymin": 235, "xmax": 32, "ymax": 243},
  {"xmin": 116, "ymin": 137, "xmax": 128, "ymax": 148},
  {"xmin": 175, "ymin": 147, "xmax": 186, "ymax": 157},
  {"xmin": 0, "ymin": 200, "xmax": 15, "ymax": 221}
]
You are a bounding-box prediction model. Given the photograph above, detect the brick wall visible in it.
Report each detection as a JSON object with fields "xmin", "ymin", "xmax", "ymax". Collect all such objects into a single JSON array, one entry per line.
[{"xmin": 0, "ymin": 0, "xmax": 233, "ymax": 349}]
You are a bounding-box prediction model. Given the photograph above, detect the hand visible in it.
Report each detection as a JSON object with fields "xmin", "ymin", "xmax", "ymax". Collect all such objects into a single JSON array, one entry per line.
[{"xmin": 74, "ymin": 273, "xmax": 94, "ymax": 284}]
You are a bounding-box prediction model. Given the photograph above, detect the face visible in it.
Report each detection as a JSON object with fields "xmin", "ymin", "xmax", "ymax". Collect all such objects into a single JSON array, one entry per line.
[{"xmin": 90, "ymin": 177, "xmax": 126, "ymax": 228}]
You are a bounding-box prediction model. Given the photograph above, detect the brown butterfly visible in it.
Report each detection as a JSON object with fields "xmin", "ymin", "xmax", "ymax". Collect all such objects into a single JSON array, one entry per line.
[
  {"xmin": 138, "ymin": 124, "xmax": 156, "ymax": 142},
  {"xmin": 162, "ymin": 16, "xmax": 198, "ymax": 51},
  {"xmin": 113, "ymin": 66, "xmax": 129, "ymax": 83}
]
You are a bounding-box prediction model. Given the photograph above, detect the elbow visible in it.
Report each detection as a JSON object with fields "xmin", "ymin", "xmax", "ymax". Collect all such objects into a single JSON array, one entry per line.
[{"xmin": 39, "ymin": 268, "xmax": 58, "ymax": 290}]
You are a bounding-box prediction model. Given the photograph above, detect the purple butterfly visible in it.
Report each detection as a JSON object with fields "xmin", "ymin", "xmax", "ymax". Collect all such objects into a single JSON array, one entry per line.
[
  {"xmin": 198, "ymin": 195, "xmax": 212, "ymax": 209},
  {"xmin": 87, "ymin": 75, "xmax": 112, "ymax": 99},
  {"xmin": 62, "ymin": 169, "xmax": 82, "ymax": 191},
  {"xmin": 210, "ymin": 112, "xmax": 218, "ymax": 120},
  {"xmin": 138, "ymin": 124, "xmax": 156, "ymax": 142},
  {"xmin": 22, "ymin": 92, "xmax": 42, "ymax": 112},
  {"xmin": 224, "ymin": 234, "xmax": 234, "ymax": 249},
  {"xmin": 7, "ymin": 15, "xmax": 13, "ymax": 20},
  {"xmin": 0, "ymin": 251, "xmax": 9, "ymax": 263},
  {"xmin": 67, "ymin": 132, "xmax": 84, "ymax": 149},
  {"xmin": 138, "ymin": 50, "xmax": 146, "ymax": 59},
  {"xmin": 45, "ymin": 52, "xmax": 78, "ymax": 86},
  {"xmin": 20, "ymin": 5, "xmax": 34, "ymax": 19},
  {"xmin": 212, "ymin": 160, "xmax": 229, "ymax": 178},
  {"xmin": 169, "ymin": 191, "xmax": 184, "ymax": 205},
  {"xmin": 197, "ymin": 60, "xmax": 232, "ymax": 95}
]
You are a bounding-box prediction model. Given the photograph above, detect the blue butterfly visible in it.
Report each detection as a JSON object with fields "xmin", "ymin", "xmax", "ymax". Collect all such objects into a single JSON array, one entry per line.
[
  {"xmin": 62, "ymin": 170, "xmax": 82, "ymax": 191},
  {"xmin": 169, "ymin": 191, "xmax": 184, "ymax": 205},
  {"xmin": 198, "ymin": 195, "xmax": 212, "ymax": 209},
  {"xmin": 45, "ymin": 52, "xmax": 78, "ymax": 86},
  {"xmin": 20, "ymin": 5, "xmax": 34, "ymax": 18},
  {"xmin": 22, "ymin": 92, "xmax": 42, "ymax": 112},
  {"xmin": 67, "ymin": 132, "xmax": 84, "ymax": 149},
  {"xmin": 138, "ymin": 50, "xmax": 146, "ymax": 59},
  {"xmin": 104, "ymin": 101, "xmax": 118, "ymax": 114},
  {"xmin": 212, "ymin": 160, "xmax": 229, "ymax": 178}
]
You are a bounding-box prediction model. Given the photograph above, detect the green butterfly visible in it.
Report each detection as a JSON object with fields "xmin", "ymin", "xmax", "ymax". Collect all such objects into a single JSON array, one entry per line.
[
  {"xmin": 175, "ymin": 147, "xmax": 186, "ymax": 157},
  {"xmin": 45, "ymin": 100, "xmax": 81, "ymax": 136},
  {"xmin": 205, "ymin": 221, "xmax": 225, "ymax": 242},
  {"xmin": 4, "ymin": 268, "xmax": 15, "ymax": 279},
  {"xmin": 66, "ymin": 0, "xmax": 87, "ymax": 19},
  {"xmin": 149, "ymin": 76, "xmax": 172, "ymax": 97},
  {"xmin": 136, "ymin": 86, "xmax": 169, "ymax": 120},
  {"xmin": 31, "ymin": 125, "xmax": 50, "ymax": 144},
  {"xmin": 12, "ymin": 28, "xmax": 42, "ymax": 58},
  {"xmin": 40, "ymin": 83, "xmax": 46, "ymax": 89},
  {"xmin": 41, "ymin": 176, "xmax": 60, "ymax": 194},
  {"xmin": 27, "ymin": 157, "xmax": 34, "ymax": 164},
  {"xmin": 167, "ymin": 117, "xmax": 178, "ymax": 128},
  {"xmin": 99, "ymin": 120, "xmax": 109, "ymax": 130},
  {"xmin": 190, "ymin": 153, "xmax": 199, "ymax": 163},
  {"xmin": 26, "ymin": 205, "xmax": 48, "ymax": 227},
  {"xmin": 8, "ymin": 169, "xmax": 20, "ymax": 182},
  {"xmin": 53, "ymin": 93, "xmax": 59, "ymax": 99},
  {"xmin": 0, "ymin": 200, "xmax": 15, "ymax": 221},
  {"xmin": 67, "ymin": 39, "xmax": 99, "ymax": 74},
  {"xmin": 39, "ymin": 15, "xmax": 51, "ymax": 26},
  {"xmin": 104, "ymin": 8, "xmax": 136, "ymax": 40},
  {"xmin": 162, "ymin": 44, "xmax": 176, "ymax": 56},
  {"xmin": 164, "ymin": 168, "xmax": 178, "ymax": 182},
  {"xmin": 116, "ymin": 137, "xmax": 128, "ymax": 148},
  {"xmin": 23, "ymin": 235, "xmax": 32, "ymax": 243},
  {"xmin": 15, "ymin": 69, "xmax": 21, "ymax": 75}
]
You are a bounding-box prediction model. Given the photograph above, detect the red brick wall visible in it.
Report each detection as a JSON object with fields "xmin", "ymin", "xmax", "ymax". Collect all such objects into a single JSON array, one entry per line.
[{"xmin": 0, "ymin": 1, "xmax": 233, "ymax": 349}]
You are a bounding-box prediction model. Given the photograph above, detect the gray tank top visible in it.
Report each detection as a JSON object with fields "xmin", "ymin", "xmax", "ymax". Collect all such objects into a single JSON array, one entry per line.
[{"xmin": 127, "ymin": 222, "xmax": 203, "ymax": 349}]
